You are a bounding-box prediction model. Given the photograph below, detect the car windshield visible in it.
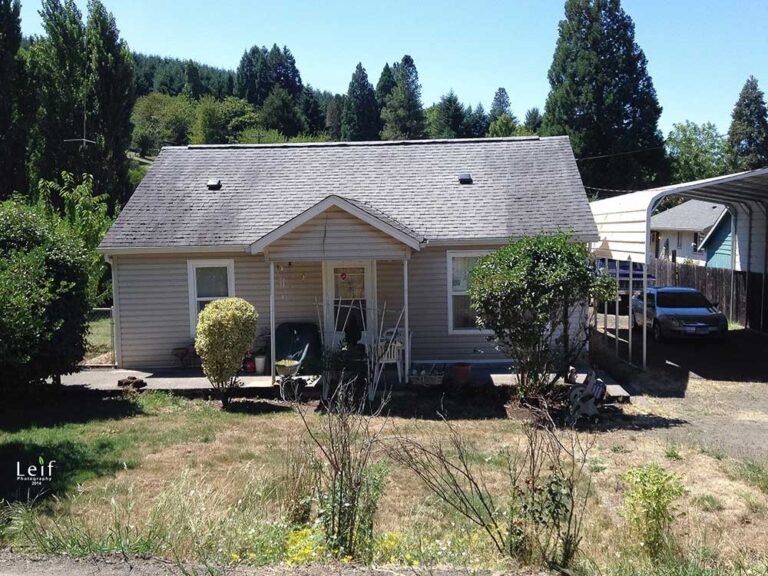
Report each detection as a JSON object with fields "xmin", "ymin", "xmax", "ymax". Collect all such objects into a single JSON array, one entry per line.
[{"xmin": 657, "ymin": 291, "xmax": 712, "ymax": 308}]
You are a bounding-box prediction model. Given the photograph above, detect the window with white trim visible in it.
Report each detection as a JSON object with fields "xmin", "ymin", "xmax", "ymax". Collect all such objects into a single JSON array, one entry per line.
[
  {"xmin": 188, "ymin": 259, "xmax": 235, "ymax": 335},
  {"xmin": 447, "ymin": 251, "xmax": 491, "ymax": 334}
]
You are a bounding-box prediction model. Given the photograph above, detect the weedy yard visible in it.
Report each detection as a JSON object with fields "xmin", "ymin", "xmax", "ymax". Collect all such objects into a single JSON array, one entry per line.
[{"xmin": 1, "ymin": 380, "xmax": 768, "ymax": 576}]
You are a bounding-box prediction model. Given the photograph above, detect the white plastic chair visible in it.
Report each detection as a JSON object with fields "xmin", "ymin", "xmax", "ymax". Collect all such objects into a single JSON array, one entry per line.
[{"xmin": 375, "ymin": 338, "xmax": 404, "ymax": 383}]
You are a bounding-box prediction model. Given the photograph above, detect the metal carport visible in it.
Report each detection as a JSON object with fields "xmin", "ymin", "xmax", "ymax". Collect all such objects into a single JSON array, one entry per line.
[{"xmin": 590, "ymin": 168, "xmax": 768, "ymax": 368}]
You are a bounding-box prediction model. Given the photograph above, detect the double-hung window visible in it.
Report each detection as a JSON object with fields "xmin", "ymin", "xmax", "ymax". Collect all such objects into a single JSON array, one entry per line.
[
  {"xmin": 187, "ymin": 259, "xmax": 235, "ymax": 335},
  {"xmin": 447, "ymin": 250, "xmax": 491, "ymax": 334}
]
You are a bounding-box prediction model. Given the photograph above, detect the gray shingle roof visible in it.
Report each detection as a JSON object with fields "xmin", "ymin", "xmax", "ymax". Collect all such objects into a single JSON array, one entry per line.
[
  {"xmin": 100, "ymin": 136, "xmax": 598, "ymax": 251},
  {"xmin": 651, "ymin": 199, "xmax": 726, "ymax": 232}
]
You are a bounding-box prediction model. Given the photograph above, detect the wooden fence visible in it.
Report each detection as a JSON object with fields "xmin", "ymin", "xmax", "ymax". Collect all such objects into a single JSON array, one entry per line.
[{"xmin": 648, "ymin": 258, "xmax": 768, "ymax": 331}]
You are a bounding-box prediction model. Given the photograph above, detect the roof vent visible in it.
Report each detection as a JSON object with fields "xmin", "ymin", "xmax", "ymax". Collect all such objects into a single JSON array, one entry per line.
[
  {"xmin": 206, "ymin": 178, "xmax": 222, "ymax": 190},
  {"xmin": 458, "ymin": 173, "xmax": 473, "ymax": 185}
]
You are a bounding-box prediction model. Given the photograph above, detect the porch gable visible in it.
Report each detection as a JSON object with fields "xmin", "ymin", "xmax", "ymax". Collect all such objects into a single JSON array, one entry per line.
[{"xmin": 253, "ymin": 196, "xmax": 425, "ymax": 261}]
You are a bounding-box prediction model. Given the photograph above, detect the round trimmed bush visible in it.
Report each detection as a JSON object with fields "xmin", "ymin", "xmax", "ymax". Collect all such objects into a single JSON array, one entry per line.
[{"xmin": 194, "ymin": 297, "xmax": 258, "ymax": 406}]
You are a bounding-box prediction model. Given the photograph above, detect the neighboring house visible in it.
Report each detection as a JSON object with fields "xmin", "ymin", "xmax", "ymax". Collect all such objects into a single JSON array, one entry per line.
[
  {"xmin": 98, "ymin": 137, "xmax": 598, "ymax": 371},
  {"xmin": 650, "ymin": 199, "xmax": 727, "ymax": 266},
  {"xmin": 699, "ymin": 209, "xmax": 733, "ymax": 269}
]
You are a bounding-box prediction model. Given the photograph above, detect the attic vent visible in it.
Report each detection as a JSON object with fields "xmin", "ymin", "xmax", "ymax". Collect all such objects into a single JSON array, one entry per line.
[
  {"xmin": 458, "ymin": 173, "xmax": 473, "ymax": 185},
  {"xmin": 206, "ymin": 178, "xmax": 222, "ymax": 190}
]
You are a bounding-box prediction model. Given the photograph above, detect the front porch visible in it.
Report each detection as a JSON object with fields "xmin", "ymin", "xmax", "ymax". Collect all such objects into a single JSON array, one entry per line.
[
  {"xmin": 252, "ymin": 195, "xmax": 427, "ymax": 385},
  {"xmin": 267, "ymin": 258, "xmax": 413, "ymax": 386}
]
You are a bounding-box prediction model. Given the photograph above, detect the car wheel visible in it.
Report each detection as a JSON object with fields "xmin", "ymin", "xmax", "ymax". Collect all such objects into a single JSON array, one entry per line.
[{"xmin": 652, "ymin": 320, "xmax": 664, "ymax": 342}]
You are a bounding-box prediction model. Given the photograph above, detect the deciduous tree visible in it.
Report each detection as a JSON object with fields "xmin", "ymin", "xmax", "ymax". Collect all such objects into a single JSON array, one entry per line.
[
  {"xmin": 487, "ymin": 113, "xmax": 518, "ymax": 137},
  {"xmin": 666, "ymin": 121, "xmax": 728, "ymax": 183},
  {"xmin": 0, "ymin": 0, "xmax": 28, "ymax": 200}
]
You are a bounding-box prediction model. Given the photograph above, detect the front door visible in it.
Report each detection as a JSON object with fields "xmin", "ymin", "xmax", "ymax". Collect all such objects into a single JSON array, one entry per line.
[{"xmin": 323, "ymin": 261, "xmax": 377, "ymax": 348}]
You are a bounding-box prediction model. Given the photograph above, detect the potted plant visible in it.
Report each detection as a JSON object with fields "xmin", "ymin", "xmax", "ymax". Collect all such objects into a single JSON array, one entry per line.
[{"xmin": 252, "ymin": 329, "xmax": 270, "ymax": 375}]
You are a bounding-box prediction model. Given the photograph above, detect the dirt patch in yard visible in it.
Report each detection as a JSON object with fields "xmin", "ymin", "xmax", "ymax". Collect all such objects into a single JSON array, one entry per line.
[{"xmin": 0, "ymin": 551, "xmax": 516, "ymax": 576}]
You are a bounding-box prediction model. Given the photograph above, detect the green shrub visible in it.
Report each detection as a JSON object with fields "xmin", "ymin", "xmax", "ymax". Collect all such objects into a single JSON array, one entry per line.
[
  {"xmin": 194, "ymin": 297, "xmax": 258, "ymax": 407},
  {"xmin": 0, "ymin": 201, "xmax": 90, "ymax": 388},
  {"xmin": 468, "ymin": 232, "xmax": 614, "ymax": 399},
  {"xmin": 622, "ymin": 464, "xmax": 684, "ymax": 559}
]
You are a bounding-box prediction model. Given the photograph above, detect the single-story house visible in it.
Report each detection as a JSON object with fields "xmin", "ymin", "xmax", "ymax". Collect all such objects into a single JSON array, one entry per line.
[
  {"xmin": 650, "ymin": 199, "xmax": 728, "ymax": 266},
  {"xmin": 98, "ymin": 136, "xmax": 598, "ymax": 373}
]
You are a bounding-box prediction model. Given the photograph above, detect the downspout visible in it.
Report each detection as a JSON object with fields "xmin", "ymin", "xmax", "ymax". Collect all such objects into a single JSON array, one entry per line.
[{"xmin": 104, "ymin": 254, "xmax": 121, "ymax": 367}]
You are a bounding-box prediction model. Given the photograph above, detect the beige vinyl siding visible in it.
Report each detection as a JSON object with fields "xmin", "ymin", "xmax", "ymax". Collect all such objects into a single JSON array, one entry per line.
[
  {"xmin": 408, "ymin": 245, "xmax": 507, "ymax": 362},
  {"xmin": 114, "ymin": 253, "xmax": 269, "ymax": 369},
  {"xmin": 267, "ymin": 206, "xmax": 409, "ymax": 261},
  {"xmin": 114, "ymin": 244, "xmax": 523, "ymax": 369},
  {"xmin": 376, "ymin": 261, "xmax": 405, "ymax": 330},
  {"xmin": 273, "ymin": 261, "xmax": 323, "ymax": 323}
]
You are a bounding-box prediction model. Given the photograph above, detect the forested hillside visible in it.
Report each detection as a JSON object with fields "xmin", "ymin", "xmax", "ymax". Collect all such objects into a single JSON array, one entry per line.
[{"xmin": 2, "ymin": 0, "xmax": 767, "ymax": 213}]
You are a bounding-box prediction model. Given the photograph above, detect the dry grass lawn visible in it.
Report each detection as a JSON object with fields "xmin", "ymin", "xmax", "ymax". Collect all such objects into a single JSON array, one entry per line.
[{"xmin": 2, "ymin": 380, "xmax": 768, "ymax": 573}]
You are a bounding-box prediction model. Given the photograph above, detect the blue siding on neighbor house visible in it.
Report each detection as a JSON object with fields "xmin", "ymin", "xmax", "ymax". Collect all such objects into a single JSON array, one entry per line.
[{"xmin": 706, "ymin": 213, "xmax": 732, "ymax": 269}]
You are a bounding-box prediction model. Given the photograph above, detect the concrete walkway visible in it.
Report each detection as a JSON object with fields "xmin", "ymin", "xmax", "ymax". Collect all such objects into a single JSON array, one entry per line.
[{"xmin": 61, "ymin": 368, "xmax": 318, "ymax": 391}]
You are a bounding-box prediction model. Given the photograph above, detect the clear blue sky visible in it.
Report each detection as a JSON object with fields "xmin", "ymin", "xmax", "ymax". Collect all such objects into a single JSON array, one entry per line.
[{"xmin": 19, "ymin": 0, "xmax": 768, "ymax": 134}]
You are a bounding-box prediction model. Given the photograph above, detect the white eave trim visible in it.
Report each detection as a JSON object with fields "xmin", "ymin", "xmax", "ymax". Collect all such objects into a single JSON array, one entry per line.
[
  {"xmin": 248, "ymin": 195, "xmax": 426, "ymax": 254},
  {"xmin": 98, "ymin": 245, "xmax": 250, "ymax": 256}
]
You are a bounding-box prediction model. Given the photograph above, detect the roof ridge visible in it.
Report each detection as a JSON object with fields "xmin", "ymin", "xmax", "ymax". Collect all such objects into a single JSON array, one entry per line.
[{"xmin": 176, "ymin": 135, "xmax": 563, "ymax": 152}]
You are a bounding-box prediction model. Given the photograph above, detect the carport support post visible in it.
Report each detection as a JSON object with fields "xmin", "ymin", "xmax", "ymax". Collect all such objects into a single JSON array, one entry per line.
[
  {"xmin": 603, "ymin": 258, "xmax": 608, "ymax": 337},
  {"xmin": 628, "ymin": 256, "xmax": 633, "ymax": 363},
  {"xmin": 270, "ymin": 261, "xmax": 276, "ymax": 385},
  {"xmin": 642, "ymin": 262, "xmax": 648, "ymax": 370},
  {"xmin": 615, "ymin": 259, "xmax": 619, "ymax": 357}
]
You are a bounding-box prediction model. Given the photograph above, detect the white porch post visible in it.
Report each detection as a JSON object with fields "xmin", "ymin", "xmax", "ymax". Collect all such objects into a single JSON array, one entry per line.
[
  {"xmin": 270, "ymin": 260, "xmax": 276, "ymax": 385},
  {"xmin": 403, "ymin": 258, "xmax": 410, "ymax": 382}
]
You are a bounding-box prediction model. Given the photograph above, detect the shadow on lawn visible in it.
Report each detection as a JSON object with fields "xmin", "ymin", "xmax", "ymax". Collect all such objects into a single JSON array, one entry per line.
[
  {"xmin": 382, "ymin": 386, "xmax": 514, "ymax": 420},
  {"xmin": 0, "ymin": 438, "xmax": 130, "ymax": 503},
  {"xmin": 224, "ymin": 399, "xmax": 293, "ymax": 416},
  {"xmin": 0, "ymin": 385, "xmax": 144, "ymax": 433}
]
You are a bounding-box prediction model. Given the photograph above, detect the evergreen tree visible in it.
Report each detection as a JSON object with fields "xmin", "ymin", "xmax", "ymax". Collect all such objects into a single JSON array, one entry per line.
[
  {"xmin": 341, "ymin": 63, "xmax": 379, "ymax": 141},
  {"xmin": 523, "ymin": 107, "xmax": 543, "ymax": 134},
  {"xmin": 542, "ymin": 0, "xmax": 668, "ymax": 190},
  {"xmin": 182, "ymin": 60, "xmax": 204, "ymax": 99},
  {"xmin": 463, "ymin": 103, "xmax": 490, "ymax": 138},
  {"xmin": 0, "ymin": 0, "xmax": 28, "ymax": 200},
  {"xmin": 260, "ymin": 85, "xmax": 305, "ymax": 137},
  {"xmin": 235, "ymin": 44, "xmax": 302, "ymax": 107},
  {"xmin": 325, "ymin": 94, "xmax": 344, "ymax": 141},
  {"xmin": 235, "ymin": 45, "xmax": 270, "ymax": 106},
  {"xmin": 267, "ymin": 44, "xmax": 302, "ymax": 100},
  {"xmin": 375, "ymin": 62, "xmax": 396, "ymax": 109},
  {"xmin": 727, "ymin": 76, "xmax": 768, "ymax": 171},
  {"xmin": 489, "ymin": 87, "xmax": 513, "ymax": 123},
  {"xmin": 153, "ymin": 62, "xmax": 183, "ymax": 95},
  {"xmin": 85, "ymin": 0, "xmax": 135, "ymax": 206},
  {"xmin": 299, "ymin": 85, "xmax": 324, "ymax": 135},
  {"xmin": 487, "ymin": 113, "xmax": 518, "ymax": 137},
  {"xmin": 427, "ymin": 90, "xmax": 465, "ymax": 138},
  {"xmin": 380, "ymin": 54, "xmax": 425, "ymax": 140}
]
